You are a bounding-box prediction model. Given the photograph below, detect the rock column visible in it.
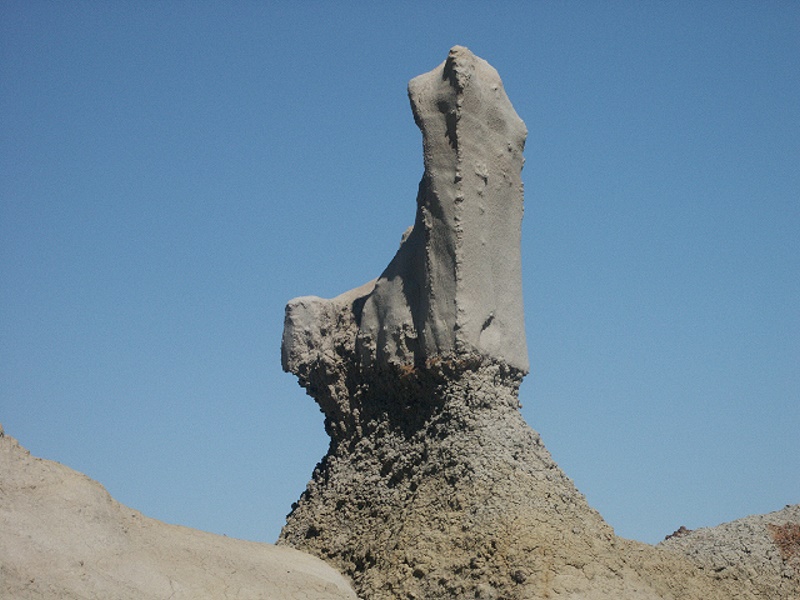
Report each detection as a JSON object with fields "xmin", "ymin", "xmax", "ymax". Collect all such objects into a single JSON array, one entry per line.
[{"xmin": 279, "ymin": 47, "xmax": 732, "ymax": 600}]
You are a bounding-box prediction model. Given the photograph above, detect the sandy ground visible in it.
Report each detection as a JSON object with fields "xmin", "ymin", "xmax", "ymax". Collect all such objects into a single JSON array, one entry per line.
[{"xmin": 0, "ymin": 432, "xmax": 358, "ymax": 600}]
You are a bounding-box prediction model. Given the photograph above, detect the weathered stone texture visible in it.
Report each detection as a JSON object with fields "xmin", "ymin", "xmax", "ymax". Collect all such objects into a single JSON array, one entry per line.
[
  {"xmin": 279, "ymin": 46, "xmax": 800, "ymax": 600},
  {"xmin": 283, "ymin": 45, "xmax": 529, "ymax": 382},
  {"xmin": 659, "ymin": 505, "xmax": 800, "ymax": 600}
]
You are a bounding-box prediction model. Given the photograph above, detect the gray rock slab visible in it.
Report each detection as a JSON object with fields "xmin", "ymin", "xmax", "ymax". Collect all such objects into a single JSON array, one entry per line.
[{"xmin": 282, "ymin": 45, "xmax": 529, "ymax": 377}]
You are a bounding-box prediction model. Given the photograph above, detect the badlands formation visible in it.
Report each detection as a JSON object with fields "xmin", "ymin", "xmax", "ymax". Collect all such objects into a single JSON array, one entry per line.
[
  {"xmin": 1, "ymin": 47, "xmax": 797, "ymax": 600},
  {"xmin": 279, "ymin": 46, "xmax": 800, "ymax": 599}
]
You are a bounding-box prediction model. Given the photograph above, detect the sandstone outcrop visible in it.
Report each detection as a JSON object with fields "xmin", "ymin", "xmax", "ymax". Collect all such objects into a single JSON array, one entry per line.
[
  {"xmin": 0, "ymin": 432, "xmax": 358, "ymax": 600},
  {"xmin": 279, "ymin": 46, "xmax": 800, "ymax": 600}
]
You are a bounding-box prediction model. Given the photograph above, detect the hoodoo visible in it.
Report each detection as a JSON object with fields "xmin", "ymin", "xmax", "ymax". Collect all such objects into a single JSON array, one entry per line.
[{"xmin": 279, "ymin": 47, "xmax": 799, "ymax": 600}]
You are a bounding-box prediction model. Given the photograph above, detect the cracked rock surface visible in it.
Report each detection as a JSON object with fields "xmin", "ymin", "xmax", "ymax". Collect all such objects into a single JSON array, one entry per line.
[
  {"xmin": 0, "ymin": 433, "xmax": 358, "ymax": 600},
  {"xmin": 659, "ymin": 504, "xmax": 800, "ymax": 600},
  {"xmin": 279, "ymin": 46, "xmax": 798, "ymax": 600}
]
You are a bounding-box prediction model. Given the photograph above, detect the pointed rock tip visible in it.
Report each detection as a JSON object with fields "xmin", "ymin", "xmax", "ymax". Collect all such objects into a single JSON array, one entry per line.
[
  {"xmin": 448, "ymin": 44, "xmax": 472, "ymax": 56},
  {"xmin": 445, "ymin": 45, "xmax": 477, "ymax": 70},
  {"xmin": 439, "ymin": 45, "xmax": 505, "ymax": 94}
]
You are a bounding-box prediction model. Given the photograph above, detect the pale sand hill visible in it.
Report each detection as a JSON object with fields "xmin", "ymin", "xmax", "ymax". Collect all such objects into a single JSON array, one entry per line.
[{"xmin": 0, "ymin": 432, "xmax": 358, "ymax": 600}]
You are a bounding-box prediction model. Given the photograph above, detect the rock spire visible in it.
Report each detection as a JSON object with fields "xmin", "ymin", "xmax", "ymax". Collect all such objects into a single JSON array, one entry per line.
[
  {"xmin": 283, "ymin": 45, "xmax": 528, "ymax": 383},
  {"xmin": 278, "ymin": 47, "xmax": 783, "ymax": 600}
]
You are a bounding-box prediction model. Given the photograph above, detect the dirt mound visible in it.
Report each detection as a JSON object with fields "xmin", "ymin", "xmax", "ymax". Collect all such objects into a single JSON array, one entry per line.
[
  {"xmin": 659, "ymin": 504, "xmax": 800, "ymax": 600},
  {"xmin": 0, "ymin": 432, "xmax": 357, "ymax": 600}
]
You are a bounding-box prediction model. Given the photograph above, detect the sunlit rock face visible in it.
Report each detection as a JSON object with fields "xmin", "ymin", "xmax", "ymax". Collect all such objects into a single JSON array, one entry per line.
[
  {"xmin": 356, "ymin": 45, "xmax": 529, "ymax": 374},
  {"xmin": 278, "ymin": 47, "xmax": 765, "ymax": 600},
  {"xmin": 283, "ymin": 46, "xmax": 528, "ymax": 385}
]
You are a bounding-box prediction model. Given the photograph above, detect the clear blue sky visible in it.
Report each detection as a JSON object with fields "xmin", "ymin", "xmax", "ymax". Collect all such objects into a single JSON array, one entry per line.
[{"xmin": 2, "ymin": 2, "xmax": 798, "ymax": 545}]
